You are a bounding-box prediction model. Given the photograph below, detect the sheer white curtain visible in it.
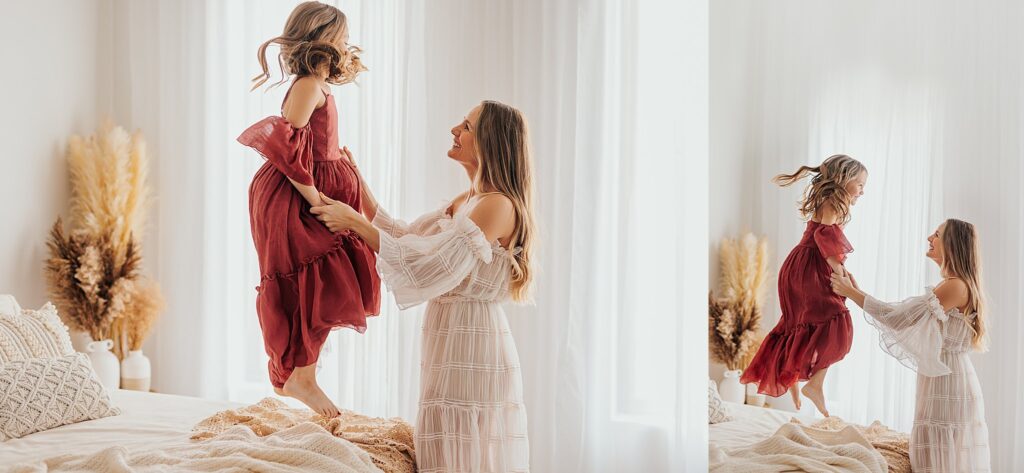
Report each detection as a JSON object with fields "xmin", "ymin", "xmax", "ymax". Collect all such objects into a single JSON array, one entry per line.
[
  {"xmin": 714, "ymin": 0, "xmax": 1024, "ymax": 468},
  {"xmin": 102, "ymin": 0, "xmax": 708, "ymax": 471}
]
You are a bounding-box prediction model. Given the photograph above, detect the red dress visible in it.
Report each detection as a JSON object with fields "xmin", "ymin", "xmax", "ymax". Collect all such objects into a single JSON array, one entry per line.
[
  {"xmin": 740, "ymin": 221, "xmax": 854, "ymax": 397},
  {"xmin": 238, "ymin": 85, "xmax": 380, "ymax": 388}
]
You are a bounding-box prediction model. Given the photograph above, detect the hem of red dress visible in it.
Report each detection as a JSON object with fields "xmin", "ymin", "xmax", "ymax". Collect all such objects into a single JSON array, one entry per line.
[{"xmin": 739, "ymin": 309, "xmax": 853, "ymax": 397}]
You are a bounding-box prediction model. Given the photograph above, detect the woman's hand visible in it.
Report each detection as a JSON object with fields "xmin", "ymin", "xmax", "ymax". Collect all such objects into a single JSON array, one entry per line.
[
  {"xmin": 830, "ymin": 269, "xmax": 857, "ymax": 299},
  {"xmin": 310, "ymin": 193, "xmax": 361, "ymax": 233}
]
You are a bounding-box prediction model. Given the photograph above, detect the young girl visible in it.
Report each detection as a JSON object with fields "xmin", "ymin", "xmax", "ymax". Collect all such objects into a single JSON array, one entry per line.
[
  {"xmin": 237, "ymin": 1, "xmax": 378, "ymax": 417},
  {"xmin": 831, "ymin": 219, "xmax": 990, "ymax": 472},
  {"xmin": 740, "ymin": 154, "xmax": 867, "ymax": 417}
]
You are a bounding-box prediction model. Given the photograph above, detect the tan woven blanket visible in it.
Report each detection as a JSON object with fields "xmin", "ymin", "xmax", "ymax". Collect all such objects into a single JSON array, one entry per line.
[{"xmin": 192, "ymin": 397, "xmax": 416, "ymax": 473}]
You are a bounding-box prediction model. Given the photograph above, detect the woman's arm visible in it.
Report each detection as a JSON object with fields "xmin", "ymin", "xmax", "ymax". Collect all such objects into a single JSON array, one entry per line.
[
  {"xmin": 311, "ymin": 192, "xmax": 514, "ymax": 253},
  {"xmin": 830, "ymin": 270, "xmax": 952, "ymax": 376},
  {"xmin": 282, "ymin": 78, "xmax": 326, "ymax": 207}
]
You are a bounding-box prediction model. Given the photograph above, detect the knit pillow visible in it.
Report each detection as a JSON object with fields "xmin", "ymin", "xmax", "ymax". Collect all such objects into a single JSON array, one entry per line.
[
  {"xmin": 0, "ymin": 353, "xmax": 120, "ymax": 440},
  {"xmin": 708, "ymin": 379, "xmax": 732, "ymax": 424},
  {"xmin": 0, "ymin": 294, "xmax": 21, "ymax": 316},
  {"xmin": 0, "ymin": 302, "xmax": 75, "ymax": 363}
]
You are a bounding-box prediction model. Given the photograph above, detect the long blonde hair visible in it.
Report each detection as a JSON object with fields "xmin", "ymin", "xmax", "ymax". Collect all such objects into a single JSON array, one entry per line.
[
  {"xmin": 941, "ymin": 218, "xmax": 988, "ymax": 351},
  {"xmin": 474, "ymin": 100, "xmax": 535, "ymax": 302},
  {"xmin": 774, "ymin": 154, "xmax": 866, "ymax": 225},
  {"xmin": 251, "ymin": 1, "xmax": 366, "ymax": 90}
]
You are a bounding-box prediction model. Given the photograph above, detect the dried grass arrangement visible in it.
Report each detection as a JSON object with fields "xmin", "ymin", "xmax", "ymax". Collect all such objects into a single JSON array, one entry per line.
[
  {"xmin": 709, "ymin": 234, "xmax": 769, "ymax": 371},
  {"xmin": 44, "ymin": 122, "xmax": 164, "ymax": 359}
]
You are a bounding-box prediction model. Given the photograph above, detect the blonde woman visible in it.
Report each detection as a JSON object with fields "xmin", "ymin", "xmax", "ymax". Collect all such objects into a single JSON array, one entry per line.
[
  {"xmin": 831, "ymin": 219, "xmax": 990, "ymax": 472},
  {"xmin": 741, "ymin": 155, "xmax": 868, "ymax": 417},
  {"xmin": 312, "ymin": 100, "xmax": 534, "ymax": 472}
]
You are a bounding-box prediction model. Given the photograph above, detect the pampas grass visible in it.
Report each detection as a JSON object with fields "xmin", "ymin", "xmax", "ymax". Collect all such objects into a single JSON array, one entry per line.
[
  {"xmin": 709, "ymin": 234, "xmax": 769, "ymax": 371},
  {"xmin": 67, "ymin": 122, "xmax": 149, "ymax": 269},
  {"xmin": 45, "ymin": 122, "xmax": 163, "ymax": 359}
]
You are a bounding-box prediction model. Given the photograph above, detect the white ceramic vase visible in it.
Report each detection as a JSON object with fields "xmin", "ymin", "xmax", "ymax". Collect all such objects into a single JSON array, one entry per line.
[
  {"xmin": 120, "ymin": 350, "xmax": 151, "ymax": 392},
  {"xmin": 719, "ymin": 369, "xmax": 746, "ymax": 404},
  {"xmin": 86, "ymin": 339, "xmax": 120, "ymax": 390}
]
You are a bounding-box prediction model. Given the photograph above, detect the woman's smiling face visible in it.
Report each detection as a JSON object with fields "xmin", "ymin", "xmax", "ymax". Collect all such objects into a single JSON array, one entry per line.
[
  {"xmin": 448, "ymin": 105, "xmax": 482, "ymax": 166},
  {"xmin": 927, "ymin": 222, "xmax": 946, "ymax": 263}
]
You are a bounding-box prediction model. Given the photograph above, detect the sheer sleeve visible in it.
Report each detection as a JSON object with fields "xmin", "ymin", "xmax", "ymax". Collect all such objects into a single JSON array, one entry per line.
[
  {"xmin": 862, "ymin": 287, "xmax": 951, "ymax": 377},
  {"xmin": 372, "ymin": 206, "xmax": 446, "ymax": 238},
  {"xmin": 375, "ymin": 211, "xmax": 493, "ymax": 309},
  {"xmin": 237, "ymin": 116, "xmax": 314, "ymax": 186},
  {"xmin": 813, "ymin": 224, "xmax": 854, "ymax": 263}
]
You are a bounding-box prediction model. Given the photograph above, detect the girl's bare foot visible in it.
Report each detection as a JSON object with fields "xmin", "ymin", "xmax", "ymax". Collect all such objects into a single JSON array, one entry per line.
[
  {"xmin": 273, "ymin": 386, "xmax": 286, "ymax": 397},
  {"xmin": 282, "ymin": 368, "xmax": 340, "ymax": 417},
  {"xmin": 789, "ymin": 384, "xmax": 802, "ymax": 410},
  {"xmin": 801, "ymin": 384, "xmax": 829, "ymax": 417}
]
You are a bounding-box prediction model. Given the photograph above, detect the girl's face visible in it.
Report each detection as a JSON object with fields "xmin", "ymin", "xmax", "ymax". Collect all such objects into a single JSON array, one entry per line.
[
  {"xmin": 448, "ymin": 105, "xmax": 482, "ymax": 166},
  {"xmin": 845, "ymin": 170, "xmax": 868, "ymax": 205},
  {"xmin": 927, "ymin": 223, "xmax": 946, "ymax": 264}
]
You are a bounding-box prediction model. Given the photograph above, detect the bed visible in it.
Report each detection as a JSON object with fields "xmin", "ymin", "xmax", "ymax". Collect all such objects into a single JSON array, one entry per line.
[
  {"xmin": 710, "ymin": 401, "xmax": 911, "ymax": 473},
  {"xmin": 1, "ymin": 389, "xmax": 239, "ymax": 465},
  {"xmin": 710, "ymin": 401, "xmax": 810, "ymax": 450},
  {"xmin": 1, "ymin": 389, "xmax": 413, "ymax": 472}
]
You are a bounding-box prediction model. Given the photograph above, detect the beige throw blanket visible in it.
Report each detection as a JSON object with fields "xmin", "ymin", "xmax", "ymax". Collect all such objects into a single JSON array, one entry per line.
[
  {"xmin": 191, "ymin": 398, "xmax": 415, "ymax": 473},
  {"xmin": 10, "ymin": 422, "xmax": 381, "ymax": 473},
  {"xmin": 710, "ymin": 422, "xmax": 888, "ymax": 473},
  {"xmin": 805, "ymin": 417, "xmax": 911, "ymax": 473}
]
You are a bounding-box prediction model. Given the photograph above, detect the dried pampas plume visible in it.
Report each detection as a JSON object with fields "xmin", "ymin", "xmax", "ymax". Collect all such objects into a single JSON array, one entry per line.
[
  {"xmin": 709, "ymin": 234, "xmax": 769, "ymax": 371},
  {"xmin": 45, "ymin": 122, "xmax": 162, "ymax": 359},
  {"xmin": 67, "ymin": 121, "xmax": 149, "ymax": 268}
]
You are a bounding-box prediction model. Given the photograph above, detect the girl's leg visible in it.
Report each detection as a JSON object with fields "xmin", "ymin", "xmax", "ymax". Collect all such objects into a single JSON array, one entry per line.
[
  {"xmin": 801, "ymin": 367, "xmax": 830, "ymax": 417},
  {"xmin": 281, "ymin": 363, "xmax": 341, "ymax": 417},
  {"xmin": 789, "ymin": 383, "xmax": 802, "ymax": 410}
]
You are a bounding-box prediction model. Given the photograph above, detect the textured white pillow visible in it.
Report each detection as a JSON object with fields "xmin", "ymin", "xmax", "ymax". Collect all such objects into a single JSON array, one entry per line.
[
  {"xmin": 0, "ymin": 302, "xmax": 75, "ymax": 363},
  {"xmin": 0, "ymin": 353, "xmax": 120, "ymax": 440},
  {"xmin": 708, "ymin": 379, "xmax": 732, "ymax": 424},
  {"xmin": 0, "ymin": 295, "xmax": 21, "ymax": 316}
]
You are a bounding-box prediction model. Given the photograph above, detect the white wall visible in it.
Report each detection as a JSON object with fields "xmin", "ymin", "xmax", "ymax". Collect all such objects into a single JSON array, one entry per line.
[{"xmin": 0, "ymin": 1, "xmax": 101, "ymax": 308}]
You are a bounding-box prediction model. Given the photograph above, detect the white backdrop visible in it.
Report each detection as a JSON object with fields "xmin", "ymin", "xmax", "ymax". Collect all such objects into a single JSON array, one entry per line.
[
  {"xmin": 98, "ymin": 0, "xmax": 708, "ymax": 471},
  {"xmin": 712, "ymin": 0, "xmax": 1024, "ymax": 469}
]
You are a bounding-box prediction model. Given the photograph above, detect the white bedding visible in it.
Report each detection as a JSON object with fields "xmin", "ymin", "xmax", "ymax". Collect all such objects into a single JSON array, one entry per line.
[
  {"xmin": 0, "ymin": 389, "xmax": 241, "ymax": 467},
  {"xmin": 710, "ymin": 401, "xmax": 813, "ymax": 450}
]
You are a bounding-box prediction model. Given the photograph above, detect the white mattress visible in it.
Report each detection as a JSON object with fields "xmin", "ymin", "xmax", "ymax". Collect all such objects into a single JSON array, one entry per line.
[
  {"xmin": 709, "ymin": 401, "xmax": 814, "ymax": 451},
  {"xmin": 1, "ymin": 389, "xmax": 242, "ymax": 466}
]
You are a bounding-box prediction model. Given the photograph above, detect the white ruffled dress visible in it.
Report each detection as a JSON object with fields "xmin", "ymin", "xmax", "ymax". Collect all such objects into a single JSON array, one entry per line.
[
  {"xmin": 863, "ymin": 287, "xmax": 990, "ymax": 472},
  {"xmin": 373, "ymin": 196, "xmax": 529, "ymax": 473}
]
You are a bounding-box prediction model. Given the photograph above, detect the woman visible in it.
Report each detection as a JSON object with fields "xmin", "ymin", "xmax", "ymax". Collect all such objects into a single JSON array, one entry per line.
[
  {"xmin": 311, "ymin": 100, "xmax": 534, "ymax": 472},
  {"xmin": 830, "ymin": 219, "xmax": 990, "ymax": 472}
]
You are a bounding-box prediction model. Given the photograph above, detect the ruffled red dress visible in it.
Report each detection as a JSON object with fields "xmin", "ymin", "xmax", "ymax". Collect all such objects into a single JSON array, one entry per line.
[
  {"xmin": 740, "ymin": 221, "xmax": 854, "ymax": 397},
  {"xmin": 238, "ymin": 85, "xmax": 380, "ymax": 388}
]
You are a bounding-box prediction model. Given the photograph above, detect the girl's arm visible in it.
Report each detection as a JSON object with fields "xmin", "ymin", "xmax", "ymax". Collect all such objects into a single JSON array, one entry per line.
[
  {"xmin": 826, "ymin": 256, "xmax": 845, "ymax": 274},
  {"xmin": 340, "ymin": 147, "xmax": 379, "ymax": 220},
  {"xmin": 282, "ymin": 78, "xmax": 327, "ymax": 207}
]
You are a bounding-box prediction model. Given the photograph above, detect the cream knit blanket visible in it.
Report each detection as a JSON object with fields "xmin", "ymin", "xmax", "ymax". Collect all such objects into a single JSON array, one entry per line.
[
  {"xmin": 710, "ymin": 422, "xmax": 888, "ymax": 473},
  {"xmin": 10, "ymin": 422, "xmax": 382, "ymax": 473}
]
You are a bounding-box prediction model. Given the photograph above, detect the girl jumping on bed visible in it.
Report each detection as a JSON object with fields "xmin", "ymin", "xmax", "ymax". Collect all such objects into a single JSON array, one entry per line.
[
  {"xmin": 237, "ymin": 1, "xmax": 378, "ymax": 417},
  {"xmin": 831, "ymin": 219, "xmax": 990, "ymax": 472},
  {"xmin": 740, "ymin": 154, "xmax": 867, "ymax": 417}
]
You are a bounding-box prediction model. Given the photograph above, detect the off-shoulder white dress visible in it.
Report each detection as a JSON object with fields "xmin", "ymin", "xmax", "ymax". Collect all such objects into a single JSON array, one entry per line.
[
  {"xmin": 863, "ymin": 287, "xmax": 990, "ymax": 472},
  {"xmin": 373, "ymin": 196, "xmax": 529, "ymax": 473}
]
